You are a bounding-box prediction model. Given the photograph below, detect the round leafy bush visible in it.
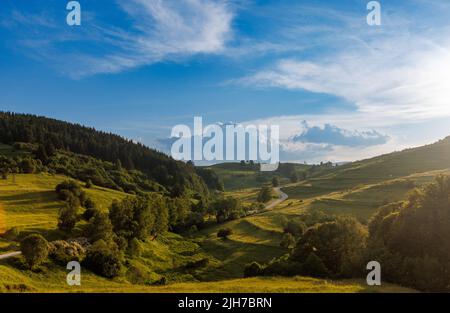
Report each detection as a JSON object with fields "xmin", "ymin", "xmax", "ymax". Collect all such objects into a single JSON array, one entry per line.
[
  {"xmin": 48, "ymin": 240, "xmax": 86, "ymax": 265},
  {"xmin": 83, "ymin": 240, "xmax": 122, "ymax": 278},
  {"xmin": 20, "ymin": 234, "xmax": 49, "ymax": 269}
]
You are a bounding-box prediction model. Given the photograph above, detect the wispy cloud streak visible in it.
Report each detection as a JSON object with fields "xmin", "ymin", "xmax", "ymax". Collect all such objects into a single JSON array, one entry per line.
[
  {"xmin": 233, "ymin": 2, "xmax": 450, "ymax": 122},
  {"xmin": 2, "ymin": 0, "xmax": 234, "ymax": 77}
]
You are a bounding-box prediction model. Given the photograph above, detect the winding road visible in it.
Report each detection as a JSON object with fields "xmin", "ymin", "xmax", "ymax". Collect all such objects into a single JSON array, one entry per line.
[
  {"xmin": 265, "ymin": 187, "xmax": 289, "ymax": 210},
  {"xmin": 0, "ymin": 251, "xmax": 21, "ymax": 260}
]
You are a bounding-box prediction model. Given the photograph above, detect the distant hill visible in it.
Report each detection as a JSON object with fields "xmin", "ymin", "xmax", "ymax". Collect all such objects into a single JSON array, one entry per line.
[
  {"xmin": 207, "ymin": 162, "xmax": 311, "ymax": 190},
  {"xmin": 319, "ymin": 136, "xmax": 450, "ymax": 188},
  {"xmin": 0, "ymin": 112, "xmax": 208, "ymax": 197},
  {"xmin": 283, "ymin": 135, "xmax": 450, "ymax": 220}
]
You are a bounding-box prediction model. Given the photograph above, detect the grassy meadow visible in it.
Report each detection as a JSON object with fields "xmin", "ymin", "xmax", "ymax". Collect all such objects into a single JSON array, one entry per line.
[
  {"xmin": 0, "ymin": 263, "xmax": 414, "ymax": 293},
  {"xmin": 207, "ymin": 162, "xmax": 309, "ymax": 191},
  {"xmin": 0, "ymin": 168, "xmax": 400, "ymax": 293},
  {"xmin": 4, "ymin": 137, "xmax": 450, "ymax": 293},
  {"xmin": 0, "ymin": 173, "xmax": 127, "ymax": 237}
]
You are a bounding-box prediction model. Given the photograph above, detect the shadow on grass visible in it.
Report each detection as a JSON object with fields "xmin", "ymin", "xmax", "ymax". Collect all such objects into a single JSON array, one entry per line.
[
  {"xmin": 0, "ymin": 191, "xmax": 58, "ymax": 207},
  {"xmin": 197, "ymin": 238, "xmax": 285, "ymax": 281},
  {"xmin": 0, "ymin": 242, "xmax": 19, "ymax": 252}
]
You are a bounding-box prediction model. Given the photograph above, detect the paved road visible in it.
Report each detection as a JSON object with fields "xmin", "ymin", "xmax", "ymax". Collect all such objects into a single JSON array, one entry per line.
[
  {"xmin": 0, "ymin": 251, "xmax": 21, "ymax": 260},
  {"xmin": 265, "ymin": 187, "xmax": 289, "ymax": 210}
]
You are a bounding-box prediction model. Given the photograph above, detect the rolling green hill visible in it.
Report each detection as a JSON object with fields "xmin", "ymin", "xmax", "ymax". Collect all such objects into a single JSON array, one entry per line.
[
  {"xmin": 3, "ymin": 119, "xmax": 449, "ymax": 293},
  {"xmin": 284, "ymin": 136, "xmax": 450, "ymax": 200},
  {"xmin": 280, "ymin": 136, "xmax": 450, "ymax": 222},
  {"xmin": 194, "ymin": 135, "xmax": 450, "ymax": 283},
  {"xmin": 0, "ymin": 173, "xmax": 128, "ymax": 236},
  {"xmin": 207, "ymin": 162, "xmax": 310, "ymax": 190},
  {"xmin": 0, "ymin": 172, "xmax": 219, "ymax": 287},
  {"xmin": 0, "ymin": 112, "xmax": 210, "ymax": 197},
  {"xmin": 0, "ymin": 172, "xmax": 412, "ymax": 293},
  {"xmin": 0, "ymin": 168, "xmax": 414, "ymax": 293}
]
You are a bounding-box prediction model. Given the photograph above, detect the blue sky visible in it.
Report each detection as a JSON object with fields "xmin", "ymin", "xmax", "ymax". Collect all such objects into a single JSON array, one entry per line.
[{"xmin": 1, "ymin": 0, "xmax": 450, "ymax": 163}]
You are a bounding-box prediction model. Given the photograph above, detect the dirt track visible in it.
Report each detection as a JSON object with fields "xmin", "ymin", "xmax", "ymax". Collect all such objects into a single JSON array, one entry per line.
[
  {"xmin": 0, "ymin": 251, "xmax": 21, "ymax": 260},
  {"xmin": 265, "ymin": 187, "xmax": 289, "ymax": 210}
]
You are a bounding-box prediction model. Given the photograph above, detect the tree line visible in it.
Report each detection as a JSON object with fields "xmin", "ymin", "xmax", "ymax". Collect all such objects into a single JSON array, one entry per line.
[{"xmin": 0, "ymin": 112, "xmax": 213, "ymax": 197}]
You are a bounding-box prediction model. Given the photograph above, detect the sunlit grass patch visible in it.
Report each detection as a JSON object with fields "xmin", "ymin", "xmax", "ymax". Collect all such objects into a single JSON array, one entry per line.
[{"xmin": 0, "ymin": 173, "xmax": 127, "ymax": 233}]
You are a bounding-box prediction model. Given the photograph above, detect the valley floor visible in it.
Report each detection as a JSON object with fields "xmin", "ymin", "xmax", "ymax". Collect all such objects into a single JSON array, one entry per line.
[{"xmin": 1, "ymin": 169, "xmax": 433, "ymax": 293}]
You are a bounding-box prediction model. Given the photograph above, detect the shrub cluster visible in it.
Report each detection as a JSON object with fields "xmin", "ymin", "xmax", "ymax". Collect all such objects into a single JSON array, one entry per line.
[
  {"xmin": 83, "ymin": 240, "xmax": 122, "ymax": 278},
  {"xmin": 245, "ymin": 216, "xmax": 367, "ymax": 279},
  {"xmin": 48, "ymin": 240, "xmax": 86, "ymax": 265},
  {"xmin": 367, "ymin": 175, "xmax": 450, "ymax": 291}
]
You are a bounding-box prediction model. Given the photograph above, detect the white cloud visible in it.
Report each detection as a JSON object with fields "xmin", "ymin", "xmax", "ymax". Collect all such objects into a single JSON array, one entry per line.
[
  {"xmin": 78, "ymin": 0, "xmax": 234, "ymax": 76},
  {"xmin": 4, "ymin": 0, "xmax": 234, "ymax": 77},
  {"xmin": 233, "ymin": 2, "xmax": 450, "ymax": 123},
  {"xmin": 238, "ymin": 37, "xmax": 450, "ymax": 121},
  {"xmin": 235, "ymin": 113, "xmax": 448, "ymax": 163},
  {"xmin": 292, "ymin": 121, "xmax": 388, "ymax": 147},
  {"xmin": 119, "ymin": 0, "xmax": 232, "ymax": 54}
]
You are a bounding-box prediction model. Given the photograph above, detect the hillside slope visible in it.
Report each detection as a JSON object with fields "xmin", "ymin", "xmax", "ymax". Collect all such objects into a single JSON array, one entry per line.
[
  {"xmin": 284, "ymin": 136, "xmax": 450, "ymax": 201},
  {"xmin": 0, "ymin": 264, "xmax": 414, "ymax": 293},
  {"xmin": 0, "ymin": 172, "xmax": 219, "ymax": 286},
  {"xmin": 195, "ymin": 136, "xmax": 450, "ymax": 280},
  {"xmin": 0, "ymin": 172, "xmax": 414, "ymax": 293},
  {"xmin": 0, "ymin": 173, "xmax": 128, "ymax": 236},
  {"xmin": 2, "ymin": 118, "xmax": 448, "ymax": 293},
  {"xmin": 0, "ymin": 112, "xmax": 208, "ymax": 196},
  {"xmin": 208, "ymin": 162, "xmax": 310, "ymax": 190}
]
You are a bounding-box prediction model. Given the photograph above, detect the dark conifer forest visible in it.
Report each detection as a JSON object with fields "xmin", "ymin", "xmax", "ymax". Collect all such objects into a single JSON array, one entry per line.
[{"xmin": 0, "ymin": 111, "xmax": 209, "ymax": 196}]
